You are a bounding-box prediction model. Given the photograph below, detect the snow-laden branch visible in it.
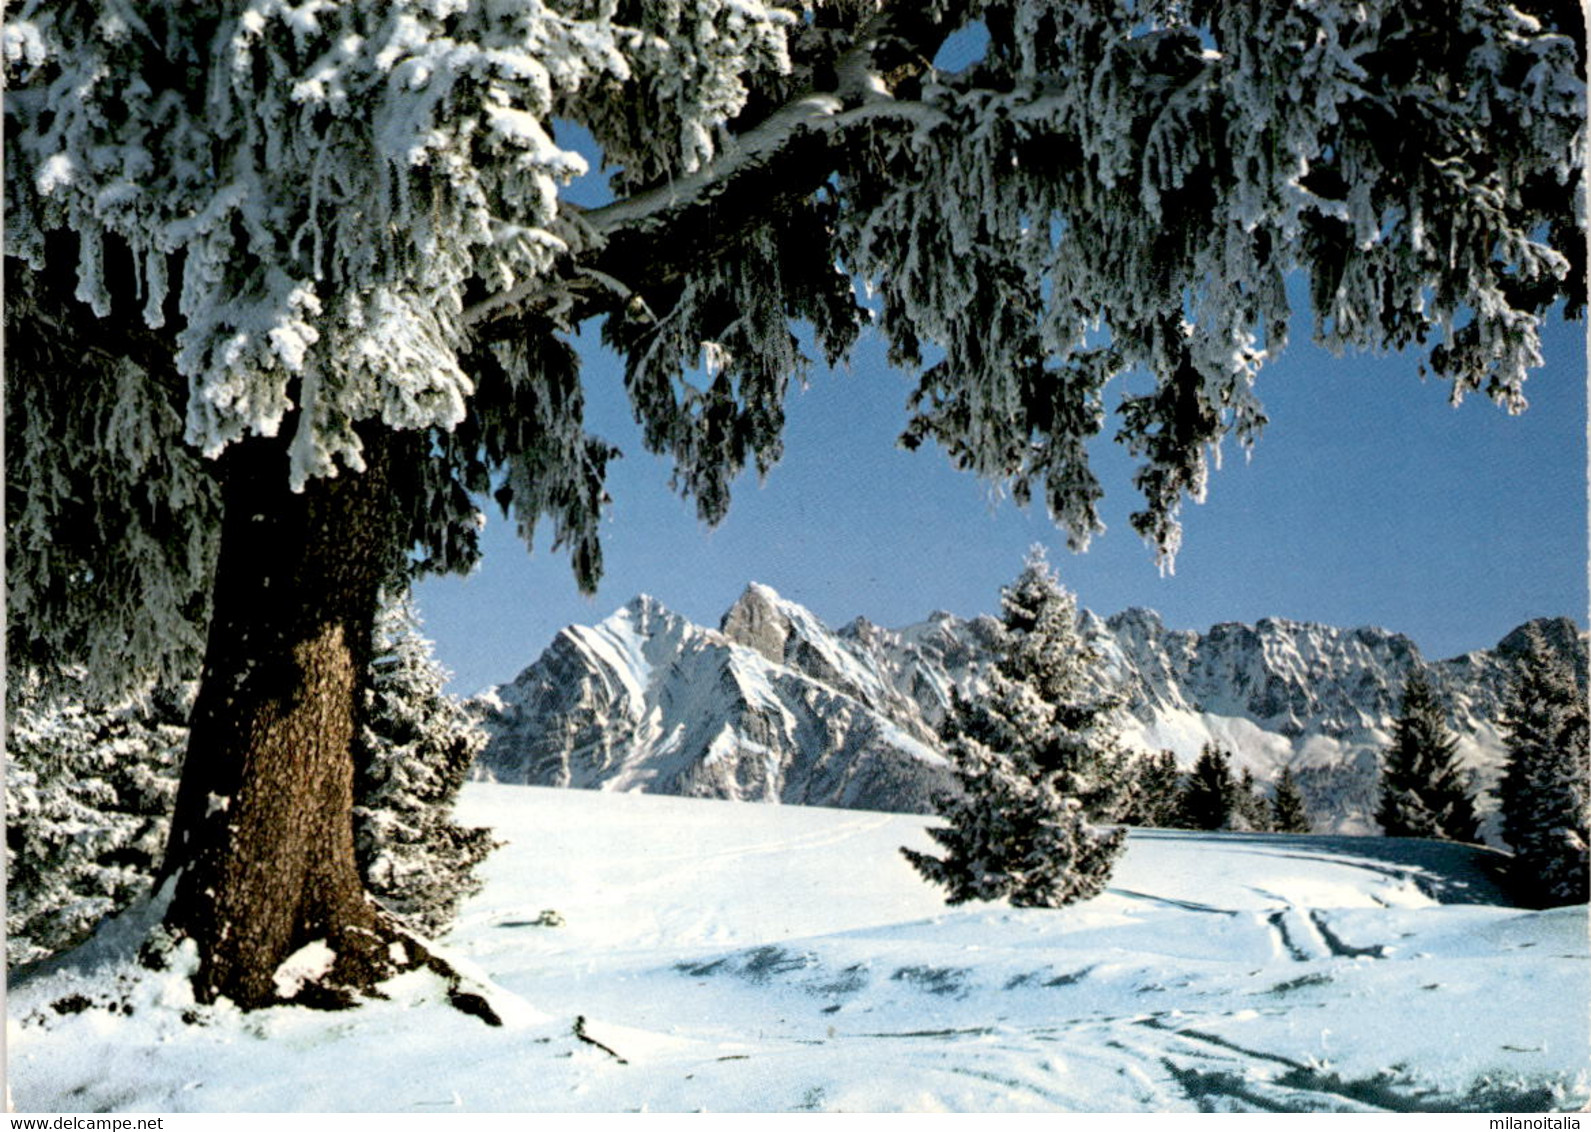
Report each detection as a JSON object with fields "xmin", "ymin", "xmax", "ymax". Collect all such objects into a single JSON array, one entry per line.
[
  {"xmin": 584, "ymin": 91, "xmax": 846, "ymax": 238},
  {"xmin": 460, "ymin": 98, "xmax": 950, "ymax": 330},
  {"xmin": 585, "ymin": 5, "xmax": 939, "ymax": 237},
  {"xmin": 462, "ymin": 6, "xmax": 959, "ymax": 332}
]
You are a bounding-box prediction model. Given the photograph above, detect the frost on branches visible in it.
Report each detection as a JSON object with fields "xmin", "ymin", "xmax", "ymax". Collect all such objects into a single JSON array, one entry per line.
[
  {"xmin": 2, "ymin": 0, "xmax": 796, "ymax": 489},
  {"xmin": 4, "ymin": 280, "xmax": 220, "ymax": 702},
  {"xmin": 7, "ymin": 2, "xmax": 1581, "ymax": 658},
  {"xmin": 1495, "ymin": 629, "xmax": 1590, "ymax": 908},
  {"xmin": 904, "ymin": 549, "xmax": 1127, "ymax": 908},
  {"xmin": 862, "ymin": 1, "xmax": 1583, "ymax": 563},
  {"xmin": 3, "ymin": 0, "xmax": 807, "ymax": 686}
]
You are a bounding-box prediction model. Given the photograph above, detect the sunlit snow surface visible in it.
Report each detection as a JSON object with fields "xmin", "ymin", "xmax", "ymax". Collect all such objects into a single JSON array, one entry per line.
[{"xmin": 9, "ymin": 784, "xmax": 1588, "ymax": 1112}]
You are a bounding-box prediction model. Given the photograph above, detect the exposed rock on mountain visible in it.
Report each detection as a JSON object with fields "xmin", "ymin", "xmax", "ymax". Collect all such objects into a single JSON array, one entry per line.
[
  {"xmin": 474, "ymin": 589, "xmax": 952, "ymax": 813},
  {"xmin": 474, "ymin": 584, "xmax": 1585, "ymax": 834}
]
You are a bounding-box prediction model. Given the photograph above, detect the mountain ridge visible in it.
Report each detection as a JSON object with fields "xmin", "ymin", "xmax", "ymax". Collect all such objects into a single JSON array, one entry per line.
[{"xmin": 473, "ymin": 583, "xmax": 1585, "ymax": 835}]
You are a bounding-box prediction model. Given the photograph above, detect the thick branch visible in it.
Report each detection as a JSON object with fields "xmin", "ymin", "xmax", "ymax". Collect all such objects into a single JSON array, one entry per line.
[{"xmin": 463, "ymin": 3, "xmax": 964, "ymax": 335}]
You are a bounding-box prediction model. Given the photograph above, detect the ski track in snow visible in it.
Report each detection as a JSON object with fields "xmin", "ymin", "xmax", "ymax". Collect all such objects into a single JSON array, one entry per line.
[{"xmin": 7, "ymin": 784, "xmax": 1588, "ymax": 1113}]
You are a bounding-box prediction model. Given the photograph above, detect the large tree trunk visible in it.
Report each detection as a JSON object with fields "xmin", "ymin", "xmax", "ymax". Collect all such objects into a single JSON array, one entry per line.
[{"xmin": 160, "ymin": 427, "xmax": 403, "ymax": 1009}]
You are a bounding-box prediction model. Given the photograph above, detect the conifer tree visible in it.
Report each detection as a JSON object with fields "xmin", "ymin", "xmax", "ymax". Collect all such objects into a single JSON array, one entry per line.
[
  {"xmin": 1232, "ymin": 767, "xmax": 1272, "ymax": 832},
  {"xmin": 1495, "ymin": 631, "xmax": 1590, "ymax": 907},
  {"xmin": 4, "ymin": 671, "xmax": 186, "ymax": 969},
  {"xmin": 993, "ymin": 551, "xmax": 1136, "ymax": 821},
  {"xmin": 1122, "ymin": 750, "xmax": 1186, "ymax": 829},
  {"xmin": 1377, "ymin": 671, "xmax": 1479, "ymax": 842},
  {"xmin": 1270, "ymin": 767, "xmax": 1313, "ymax": 834},
  {"xmin": 5, "ymin": 592, "xmax": 493, "ymax": 965},
  {"xmin": 903, "ymin": 549, "xmax": 1126, "ymax": 907},
  {"xmin": 354, "ymin": 591, "xmax": 499, "ymax": 937},
  {"xmin": 1180, "ymin": 745, "xmax": 1237, "ymax": 831}
]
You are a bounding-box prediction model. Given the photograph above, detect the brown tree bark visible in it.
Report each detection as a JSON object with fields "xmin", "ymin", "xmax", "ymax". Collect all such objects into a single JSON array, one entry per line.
[{"xmin": 159, "ymin": 426, "xmax": 405, "ymax": 1009}]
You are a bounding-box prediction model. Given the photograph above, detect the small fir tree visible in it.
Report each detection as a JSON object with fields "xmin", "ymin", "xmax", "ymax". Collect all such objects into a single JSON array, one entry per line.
[
  {"xmin": 1180, "ymin": 745, "xmax": 1237, "ymax": 831},
  {"xmin": 903, "ymin": 549, "xmax": 1126, "ymax": 908},
  {"xmin": 5, "ymin": 670, "xmax": 186, "ymax": 969},
  {"xmin": 990, "ymin": 551, "xmax": 1136, "ymax": 821},
  {"xmin": 1270, "ymin": 767, "xmax": 1313, "ymax": 834},
  {"xmin": 903, "ymin": 738, "xmax": 1125, "ymax": 908},
  {"xmin": 354, "ymin": 591, "xmax": 500, "ymax": 936},
  {"xmin": 1121, "ymin": 750, "xmax": 1185, "ymax": 829},
  {"xmin": 1495, "ymin": 631, "xmax": 1590, "ymax": 907},
  {"xmin": 1233, "ymin": 767, "xmax": 1273, "ymax": 832},
  {"xmin": 1377, "ymin": 671, "xmax": 1479, "ymax": 842}
]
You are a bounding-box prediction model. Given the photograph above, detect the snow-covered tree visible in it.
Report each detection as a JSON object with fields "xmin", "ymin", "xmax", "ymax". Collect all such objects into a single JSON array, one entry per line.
[
  {"xmin": 355, "ymin": 592, "xmax": 497, "ymax": 937},
  {"xmin": 5, "ymin": 671, "xmax": 186, "ymax": 969},
  {"xmin": 6, "ymin": 592, "xmax": 493, "ymax": 966},
  {"xmin": 992, "ymin": 549, "xmax": 1136, "ymax": 819},
  {"xmin": 1377, "ymin": 670, "xmax": 1479, "ymax": 842},
  {"xmin": 1122, "ymin": 750, "xmax": 1185, "ymax": 829},
  {"xmin": 6, "ymin": 2, "xmax": 1581, "ymax": 1007},
  {"xmin": 1180, "ymin": 744, "xmax": 1237, "ymax": 831},
  {"xmin": 1495, "ymin": 630, "xmax": 1590, "ymax": 907},
  {"xmin": 903, "ymin": 742, "xmax": 1125, "ymax": 908},
  {"xmin": 1233, "ymin": 766, "xmax": 1272, "ymax": 833},
  {"xmin": 1270, "ymin": 767, "xmax": 1312, "ymax": 835},
  {"xmin": 903, "ymin": 549, "xmax": 1127, "ymax": 907}
]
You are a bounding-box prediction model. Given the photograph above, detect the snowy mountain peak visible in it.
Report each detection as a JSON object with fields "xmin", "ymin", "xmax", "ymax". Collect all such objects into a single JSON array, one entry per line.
[
  {"xmin": 611, "ymin": 591, "xmax": 685, "ymax": 633},
  {"xmin": 478, "ymin": 583, "xmax": 949, "ymax": 811},
  {"xmin": 476, "ymin": 588, "xmax": 1586, "ymax": 836},
  {"xmin": 719, "ymin": 581, "xmax": 793, "ymax": 664},
  {"xmin": 838, "ymin": 615, "xmax": 884, "ymax": 644},
  {"xmin": 1106, "ymin": 606, "xmax": 1168, "ymax": 637},
  {"xmin": 620, "ymin": 591, "xmax": 663, "ymax": 615}
]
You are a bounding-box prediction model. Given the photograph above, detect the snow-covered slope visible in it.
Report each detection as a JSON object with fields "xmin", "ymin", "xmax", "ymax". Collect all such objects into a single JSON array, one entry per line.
[
  {"xmin": 9, "ymin": 784, "xmax": 1587, "ymax": 1112},
  {"xmin": 475, "ymin": 585, "xmax": 1585, "ymax": 834}
]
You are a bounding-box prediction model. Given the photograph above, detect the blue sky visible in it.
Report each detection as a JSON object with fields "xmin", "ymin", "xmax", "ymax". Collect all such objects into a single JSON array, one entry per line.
[
  {"xmin": 416, "ymin": 29, "xmax": 1583, "ymax": 694},
  {"xmin": 415, "ymin": 307, "xmax": 1586, "ymax": 695}
]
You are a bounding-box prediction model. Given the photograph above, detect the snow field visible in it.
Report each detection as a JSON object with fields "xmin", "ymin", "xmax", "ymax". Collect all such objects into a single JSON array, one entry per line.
[{"xmin": 8, "ymin": 783, "xmax": 1588, "ymax": 1112}]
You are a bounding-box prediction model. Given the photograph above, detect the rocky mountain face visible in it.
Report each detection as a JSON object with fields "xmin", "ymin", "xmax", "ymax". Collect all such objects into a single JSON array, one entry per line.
[
  {"xmin": 473, "ymin": 583, "xmax": 1585, "ymax": 834},
  {"xmin": 472, "ymin": 587, "xmax": 959, "ymax": 813}
]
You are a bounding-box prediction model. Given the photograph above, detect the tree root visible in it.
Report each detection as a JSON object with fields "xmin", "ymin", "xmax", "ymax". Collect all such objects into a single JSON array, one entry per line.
[
  {"xmin": 147, "ymin": 906, "xmax": 504, "ymax": 1025},
  {"xmin": 304, "ymin": 913, "xmax": 505, "ymax": 1027}
]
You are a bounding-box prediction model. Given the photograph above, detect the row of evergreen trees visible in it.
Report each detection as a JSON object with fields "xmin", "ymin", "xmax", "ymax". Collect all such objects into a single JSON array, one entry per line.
[
  {"xmin": 1119, "ymin": 747, "xmax": 1312, "ymax": 834},
  {"xmin": 906, "ymin": 548, "xmax": 1588, "ymax": 912},
  {"xmin": 5, "ymin": 591, "xmax": 494, "ymax": 970}
]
